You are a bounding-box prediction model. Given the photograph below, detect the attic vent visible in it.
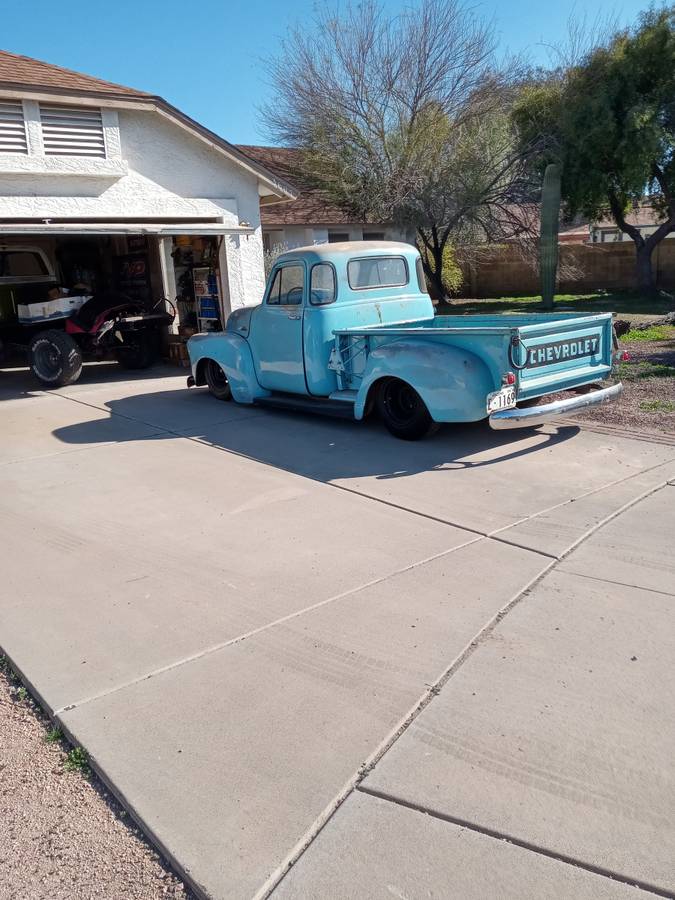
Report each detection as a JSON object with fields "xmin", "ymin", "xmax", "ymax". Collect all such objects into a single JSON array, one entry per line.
[
  {"xmin": 0, "ymin": 100, "xmax": 28, "ymax": 154},
  {"xmin": 39, "ymin": 104, "xmax": 106, "ymax": 157}
]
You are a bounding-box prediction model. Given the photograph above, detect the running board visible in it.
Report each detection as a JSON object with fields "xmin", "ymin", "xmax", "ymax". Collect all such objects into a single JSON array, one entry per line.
[{"xmin": 255, "ymin": 391, "xmax": 356, "ymax": 419}]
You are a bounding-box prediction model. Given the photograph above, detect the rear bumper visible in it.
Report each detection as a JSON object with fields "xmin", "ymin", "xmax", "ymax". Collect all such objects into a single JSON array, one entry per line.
[{"xmin": 489, "ymin": 382, "xmax": 623, "ymax": 430}]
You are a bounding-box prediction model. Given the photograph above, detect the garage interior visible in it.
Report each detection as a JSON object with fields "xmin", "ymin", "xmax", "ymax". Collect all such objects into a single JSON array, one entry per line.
[{"xmin": 0, "ymin": 223, "xmax": 243, "ymax": 379}]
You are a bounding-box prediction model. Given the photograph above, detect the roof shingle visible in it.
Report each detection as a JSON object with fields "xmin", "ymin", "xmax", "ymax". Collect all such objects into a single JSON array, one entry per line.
[
  {"xmin": 237, "ymin": 145, "xmax": 378, "ymax": 226},
  {"xmin": 0, "ymin": 49, "xmax": 152, "ymax": 98}
]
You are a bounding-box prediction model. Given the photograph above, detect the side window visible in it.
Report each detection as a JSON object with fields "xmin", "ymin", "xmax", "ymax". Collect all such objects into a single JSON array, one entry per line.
[
  {"xmin": 279, "ymin": 264, "xmax": 304, "ymax": 305},
  {"xmin": 267, "ymin": 268, "xmax": 282, "ymax": 305},
  {"xmin": 415, "ymin": 257, "xmax": 429, "ymax": 294},
  {"xmin": 310, "ymin": 263, "xmax": 336, "ymax": 305},
  {"xmin": 268, "ymin": 264, "xmax": 304, "ymax": 306}
]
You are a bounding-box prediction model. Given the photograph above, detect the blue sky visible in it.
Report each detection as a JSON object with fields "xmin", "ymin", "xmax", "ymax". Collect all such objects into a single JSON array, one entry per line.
[{"xmin": 2, "ymin": 0, "xmax": 651, "ymax": 145}]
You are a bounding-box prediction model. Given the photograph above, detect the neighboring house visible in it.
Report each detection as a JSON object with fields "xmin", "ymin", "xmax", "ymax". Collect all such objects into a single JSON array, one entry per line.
[
  {"xmin": 0, "ymin": 50, "xmax": 295, "ymax": 328},
  {"xmin": 590, "ymin": 203, "xmax": 675, "ymax": 243},
  {"xmin": 237, "ymin": 146, "xmax": 406, "ymax": 250},
  {"xmin": 558, "ymin": 222, "xmax": 590, "ymax": 243}
]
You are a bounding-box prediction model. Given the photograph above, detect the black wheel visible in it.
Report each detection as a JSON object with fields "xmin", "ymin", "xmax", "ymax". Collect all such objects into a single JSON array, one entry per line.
[
  {"xmin": 29, "ymin": 330, "xmax": 83, "ymax": 387},
  {"xmin": 204, "ymin": 359, "xmax": 232, "ymax": 401},
  {"xmin": 376, "ymin": 377, "xmax": 438, "ymax": 440},
  {"xmin": 115, "ymin": 331, "xmax": 157, "ymax": 370}
]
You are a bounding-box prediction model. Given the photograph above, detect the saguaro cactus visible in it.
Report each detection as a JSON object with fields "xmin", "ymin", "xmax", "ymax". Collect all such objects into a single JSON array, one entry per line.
[{"xmin": 540, "ymin": 163, "xmax": 561, "ymax": 310}]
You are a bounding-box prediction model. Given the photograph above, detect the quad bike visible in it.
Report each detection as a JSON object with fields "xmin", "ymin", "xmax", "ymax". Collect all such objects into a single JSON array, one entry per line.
[{"xmin": 28, "ymin": 293, "xmax": 175, "ymax": 387}]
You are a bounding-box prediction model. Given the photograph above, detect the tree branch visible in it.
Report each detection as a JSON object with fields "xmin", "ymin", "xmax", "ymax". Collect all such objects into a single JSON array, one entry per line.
[{"xmin": 607, "ymin": 190, "xmax": 644, "ymax": 247}]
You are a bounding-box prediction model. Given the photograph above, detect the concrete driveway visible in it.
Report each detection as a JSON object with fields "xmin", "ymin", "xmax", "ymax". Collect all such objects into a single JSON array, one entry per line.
[{"xmin": 1, "ymin": 364, "xmax": 674, "ymax": 899}]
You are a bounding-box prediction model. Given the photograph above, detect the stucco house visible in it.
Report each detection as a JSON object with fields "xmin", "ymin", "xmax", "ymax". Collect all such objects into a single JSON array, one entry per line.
[
  {"xmin": 0, "ymin": 50, "xmax": 296, "ymax": 333},
  {"xmin": 237, "ymin": 146, "xmax": 406, "ymax": 251},
  {"xmin": 590, "ymin": 202, "xmax": 675, "ymax": 243}
]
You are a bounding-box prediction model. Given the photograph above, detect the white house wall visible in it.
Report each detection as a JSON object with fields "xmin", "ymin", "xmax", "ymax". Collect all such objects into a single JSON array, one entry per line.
[
  {"xmin": 264, "ymin": 224, "xmax": 408, "ymax": 249},
  {"xmin": 0, "ymin": 106, "xmax": 266, "ymax": 309}
]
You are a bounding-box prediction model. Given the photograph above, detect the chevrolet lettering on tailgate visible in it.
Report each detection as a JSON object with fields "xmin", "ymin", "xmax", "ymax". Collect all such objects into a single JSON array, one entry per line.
[{"xmin": 527, "ymin": 335, "xmax": 600, "ymax": 368}]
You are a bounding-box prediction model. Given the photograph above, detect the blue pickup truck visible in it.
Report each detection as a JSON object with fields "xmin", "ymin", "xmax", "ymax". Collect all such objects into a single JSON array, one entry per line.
[{"xmin": 187, "ymin": 241, "xmax": 622, "ymax": 440}]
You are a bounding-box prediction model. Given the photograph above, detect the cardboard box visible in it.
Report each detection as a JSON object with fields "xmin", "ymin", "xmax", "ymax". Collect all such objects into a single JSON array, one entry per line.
[{"xmin": 17, "ymin": 295, "xmax": 91, "ymax": 324}]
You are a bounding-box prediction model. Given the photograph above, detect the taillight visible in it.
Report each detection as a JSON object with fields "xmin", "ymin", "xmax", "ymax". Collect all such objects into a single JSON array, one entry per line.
[
  {"xmin": 614, "ymin": 350, "xmax": 630, "ymax": 362},
  {"xmin": 502, "ymin": 372, "xmax": 516, "ymax": 385}
]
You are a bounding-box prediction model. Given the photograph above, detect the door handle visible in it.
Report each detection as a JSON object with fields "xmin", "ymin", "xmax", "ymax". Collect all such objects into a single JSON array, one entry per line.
[{"xmin": 287, "ymin": 312, "xmax": 301, "ymax": 320}]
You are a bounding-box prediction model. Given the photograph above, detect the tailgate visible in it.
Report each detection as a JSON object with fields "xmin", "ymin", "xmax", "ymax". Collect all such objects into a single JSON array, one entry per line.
[{"xmin": 513, "ymin": 313, "xmax": 614, "ymax": 400}]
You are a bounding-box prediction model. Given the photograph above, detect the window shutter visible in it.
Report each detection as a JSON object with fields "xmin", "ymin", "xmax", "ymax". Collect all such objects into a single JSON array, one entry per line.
[
  {"xmin": 40, "ymin": 104, "xmax": 106, "ymax": 157},
  {"xmin": 0, "ymin": 100, "xmax": 28, "ymax": 154}
]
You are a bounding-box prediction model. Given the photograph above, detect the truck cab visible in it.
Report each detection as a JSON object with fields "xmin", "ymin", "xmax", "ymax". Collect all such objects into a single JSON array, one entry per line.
[{"xmin": 225, "ymin": 242, "xmax": 432, "ymax": 397}]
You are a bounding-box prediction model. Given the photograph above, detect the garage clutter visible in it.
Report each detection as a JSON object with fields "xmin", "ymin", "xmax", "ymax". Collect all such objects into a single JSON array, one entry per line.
[{"xmin": 169, "ymin": 235, "xmax": 224, "ymax": 366}]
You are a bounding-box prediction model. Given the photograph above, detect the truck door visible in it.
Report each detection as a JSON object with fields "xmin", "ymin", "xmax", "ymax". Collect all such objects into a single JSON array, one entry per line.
[{"xmin": 253, "ymin": 261, "xmax": 307, "ymax": 394}]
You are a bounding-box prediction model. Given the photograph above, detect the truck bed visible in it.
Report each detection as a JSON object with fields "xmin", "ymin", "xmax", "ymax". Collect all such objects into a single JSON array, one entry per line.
[{"xmin": 332, "ymin": 312, "xmax": 615, "ymax": 401}]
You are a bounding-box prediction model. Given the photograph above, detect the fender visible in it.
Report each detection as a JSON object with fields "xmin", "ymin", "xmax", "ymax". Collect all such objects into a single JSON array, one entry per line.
[
  {"xmin": 354, "ymin": 339, "xmax": 495, "ymax": 423},
  {"xmin": 187, "ymin": 332, "xmax": 270, "ymax": 405}
]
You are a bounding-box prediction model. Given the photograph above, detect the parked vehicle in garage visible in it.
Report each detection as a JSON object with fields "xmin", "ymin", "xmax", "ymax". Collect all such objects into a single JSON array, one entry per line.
[
  {"xmin": 187, "ymin": 241, "xmax": 622, "ymax": 440},
  {"xmin": 0, "ymin": 245, "xmax": 174, "ymax": 386}
]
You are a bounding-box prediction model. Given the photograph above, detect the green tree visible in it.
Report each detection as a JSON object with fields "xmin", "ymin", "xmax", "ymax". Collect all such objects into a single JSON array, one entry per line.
[{"xmin": 514, "ymin": 7, "xmax": 675, "ymax": 293}]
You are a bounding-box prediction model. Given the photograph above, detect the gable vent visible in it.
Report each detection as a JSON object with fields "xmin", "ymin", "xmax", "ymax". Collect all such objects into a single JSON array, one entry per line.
[
  {"xmin": 40, "ymin": 104, "xmax": 106, "ymax": 157},
  {"xmin": 0, "ymin": 100, "xmax": 28, "ymax": 154}
]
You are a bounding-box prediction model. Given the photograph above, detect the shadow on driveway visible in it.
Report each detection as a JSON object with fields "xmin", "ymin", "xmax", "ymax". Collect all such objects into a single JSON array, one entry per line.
[
  {"xmin": 0, "ymin": 362, "xmax": 180, "ymax": 402},
  {"xmin": 49, "ymin": 386, "xmax": 580, "ymax": 483}
]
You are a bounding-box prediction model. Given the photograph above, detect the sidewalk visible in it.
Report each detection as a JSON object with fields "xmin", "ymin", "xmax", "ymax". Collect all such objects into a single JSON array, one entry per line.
[{"xmin": 274, "ymin": 484, "xmax": 675, "ymax": 898}]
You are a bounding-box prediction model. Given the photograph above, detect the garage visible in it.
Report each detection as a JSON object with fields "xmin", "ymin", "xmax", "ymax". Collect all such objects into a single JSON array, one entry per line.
[
  {"xmin": 0, "ymin": 224, "xmax": 251, "ymax": 384},
  {"xmin": 0, "ymin": 50, "xmax": 296, "ymax": 385}
]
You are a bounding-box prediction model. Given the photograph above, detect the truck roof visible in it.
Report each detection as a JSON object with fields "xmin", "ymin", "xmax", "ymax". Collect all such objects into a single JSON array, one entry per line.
[{"xmin": 275, "ymin": 240, "xmax": 417, "ymax": 265}]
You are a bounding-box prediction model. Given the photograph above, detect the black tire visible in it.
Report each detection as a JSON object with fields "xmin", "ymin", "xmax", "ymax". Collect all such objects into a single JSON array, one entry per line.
[
  {"xmin": 115, "ymin": 331, "xmax": 157, "ymax": 370},
  {"xmin": 204, "ymin": 359, "xmax": 232, "ymax": 401},
  {"xmin": 29, "ymin": 330, "xmax": 83, "ymax": 387},
  {"xmin": 376, "ymin": 377, "xmax": 438, "ymax": 440}
]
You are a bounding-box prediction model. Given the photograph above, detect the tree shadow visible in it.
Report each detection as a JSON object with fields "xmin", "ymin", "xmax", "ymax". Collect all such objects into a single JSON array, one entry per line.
[{"xmin": 50, "ymin": 385, "xmax": 580, "ymax": 483}]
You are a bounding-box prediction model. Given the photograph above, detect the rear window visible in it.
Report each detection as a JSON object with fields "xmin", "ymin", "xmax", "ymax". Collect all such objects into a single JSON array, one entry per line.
[
  {"xmin": 0, "ymin": 251, "xmax": 48, "ymax": 277},
  {"xmin": 347, "ymin": 256, "xmax": 408, "ymax": 290}
]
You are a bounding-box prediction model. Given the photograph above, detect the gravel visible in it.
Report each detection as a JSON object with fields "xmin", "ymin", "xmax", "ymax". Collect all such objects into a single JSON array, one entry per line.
[
  {"xmin": 543, "ymin": 333, "xmax": 675, "ymax": 436},
  {"xmin": 574, "ymin": 334, "xmax": 675, "ymax": 434},
  {"xmin": 0, "ymin": 662, "xmax": 191, "ymax": 900}
]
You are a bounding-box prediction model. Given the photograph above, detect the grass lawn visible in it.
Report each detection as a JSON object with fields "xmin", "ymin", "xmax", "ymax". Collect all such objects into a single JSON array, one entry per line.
[{"xmin": 439, "ymin": 291, "xmax": 675, "ymax": 321}]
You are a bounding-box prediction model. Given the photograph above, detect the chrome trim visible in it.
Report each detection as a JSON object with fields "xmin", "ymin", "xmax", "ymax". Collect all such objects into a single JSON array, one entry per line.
[{"xmin": 489, "ymin": 382, "xmax": 623, "ymax": 430}]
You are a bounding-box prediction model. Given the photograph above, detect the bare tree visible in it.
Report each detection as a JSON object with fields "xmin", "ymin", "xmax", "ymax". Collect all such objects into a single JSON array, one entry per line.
[{"xmin": 262, "ymin": 0, "xmax": 534, "ymax": 297}]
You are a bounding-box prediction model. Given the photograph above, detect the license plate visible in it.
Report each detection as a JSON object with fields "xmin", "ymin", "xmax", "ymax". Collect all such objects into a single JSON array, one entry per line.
[{"xmin": 487, "ymin": 386, "xmax": 516, "ymax": 413}]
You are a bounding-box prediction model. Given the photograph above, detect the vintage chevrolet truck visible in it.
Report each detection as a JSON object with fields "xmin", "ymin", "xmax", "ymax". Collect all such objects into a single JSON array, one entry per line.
[{"xmin": 187, "ymin": 241, "xmax": 622, "ymax": 440}]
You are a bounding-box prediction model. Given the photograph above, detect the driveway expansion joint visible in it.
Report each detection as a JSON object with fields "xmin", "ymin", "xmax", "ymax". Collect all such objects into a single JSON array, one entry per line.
[
  {"xmin": 259, "ymin": 478, "xmax": 675, "ymax": 900},
  {"xmin": 558, "ymin": 568, "xmax": 675, "ymax": 597},
  {"xmin": 51, "ymin": 535, "xmax": 486, "ymax": 717},
  {"xmin": 355, "ymin": 785, "xmax": 675, "ymax": 900}
]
